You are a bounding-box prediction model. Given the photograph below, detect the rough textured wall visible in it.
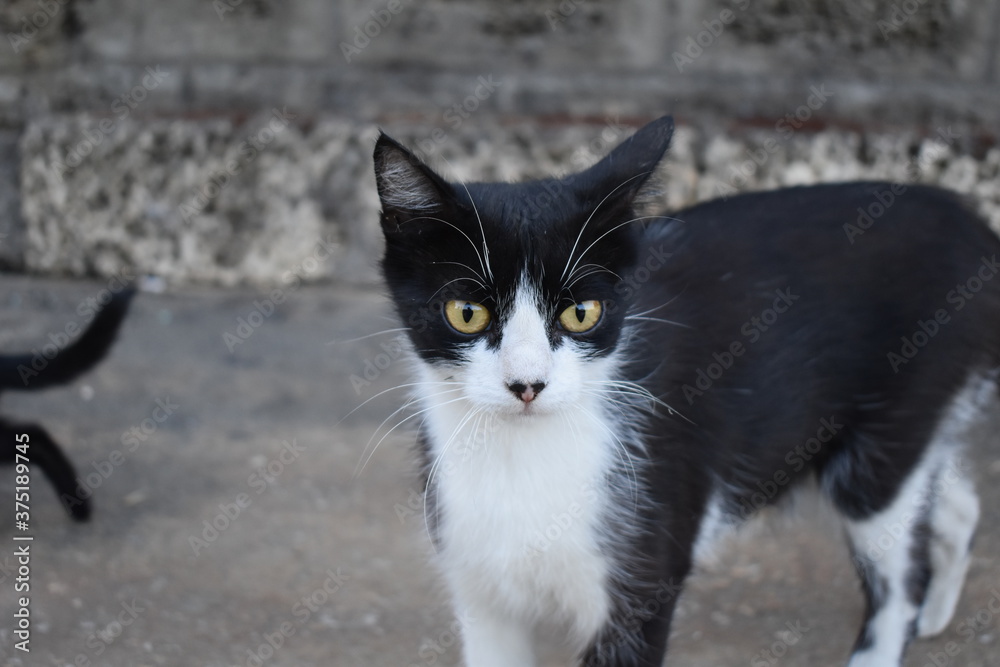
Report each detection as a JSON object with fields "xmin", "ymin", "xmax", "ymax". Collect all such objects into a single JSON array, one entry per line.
[{"xmin": 2, "ymin": 0, "xmax": 1000, "ymax": 285}]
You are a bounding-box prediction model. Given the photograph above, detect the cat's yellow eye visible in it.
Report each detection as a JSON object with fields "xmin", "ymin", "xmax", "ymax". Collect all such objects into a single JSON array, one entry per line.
[
  {"xmin": 444, "ymin": 300, "xmax": 491, "ymax": 334},
  {"xmin": 559, "ymin": 300, "xmax": 603, "ymax": 333}
]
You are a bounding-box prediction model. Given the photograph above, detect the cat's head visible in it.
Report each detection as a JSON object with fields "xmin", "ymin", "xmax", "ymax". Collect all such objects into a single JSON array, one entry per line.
[{"xmin": 373, "ymin": 116, "xmax": 674, "ymax": 417}]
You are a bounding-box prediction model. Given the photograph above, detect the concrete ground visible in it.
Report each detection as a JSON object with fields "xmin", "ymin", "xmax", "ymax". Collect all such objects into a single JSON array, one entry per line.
[{"xmin": 0, "ymin": 276, "xmax": 998, "ymax": 667}]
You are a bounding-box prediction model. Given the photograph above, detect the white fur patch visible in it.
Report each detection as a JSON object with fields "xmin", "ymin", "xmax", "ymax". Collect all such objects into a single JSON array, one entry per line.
[
  {"xmin": 846, "ymin": 373, "xmax": 991, "ymax": 665},
  {"xmin": 415, "ymin": 281, "xmax": 631, "ymax": 662},
  {"xmin": 917, "ymin": 375, "xmax": 990, "ymax": 637}
]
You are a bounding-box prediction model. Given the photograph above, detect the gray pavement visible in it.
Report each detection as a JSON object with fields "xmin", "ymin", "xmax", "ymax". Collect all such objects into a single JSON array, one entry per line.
[{"xmin": 0, "ymin": 277, "xmax": 998, "ymax": 667}]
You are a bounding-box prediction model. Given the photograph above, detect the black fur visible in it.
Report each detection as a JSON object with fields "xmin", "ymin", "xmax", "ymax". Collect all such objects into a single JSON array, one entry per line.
[
  {"xmin": 1, "ymin": 288, "xmax": 134, "ymax": 521},
  {"xmin": 374, "ymin": 116, "xmax": 1000, "ymax": 665}
]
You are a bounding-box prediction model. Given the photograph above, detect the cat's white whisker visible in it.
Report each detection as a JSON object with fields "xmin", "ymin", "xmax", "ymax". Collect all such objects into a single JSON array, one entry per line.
[
  {"xmin": 565, "ymin": 215, "xmax": 666, "ymax": 282},
  {"xmin": 334, "ymin": 326, "xmax": 412, "ymax": 344},
  {"xmin": 624, "ymin": 315, "xmax": 693, "ymax": 329},
  {"xmin": 585, "ymin": 379, "xmax": 695, "ymax": 425},
  {"xmin": 437, "ymin": 156, "xmax": 494, "ymax": 283},
  {"xmin": 338, "ymin": 380, "xmax": 462, "ymax": 424},
  {"xmin": 428, "ymin": 277, "xmax": 488, "ymax": 303},
  {"xmin": 410, "ymin": 215, "xmax": 491, "ymax": 284},
  {"xmin": 580, "ymin": 389, "xmax": 640, "ymax": 414},
  {"xmin": 354, "ymin": 395, "xmax": 469, "ymax": 479},
  {"xmin": 432, "ymin": 261, "xmax": 488, "ymax": 286},
  {"xmin": 565, "ymin": 264, "xmax": 623, "ymax": 289},
  {"xmin": 559, "ymin": 172, "xmax": 652, "ymax": 282},
  {"xmin": 423, "ymin": 405, "xmax": 485, "ymax": 550},
  {"xmin": 627, "ymin": 293, "xmax": 684, "ymax": 319},
  {"xmin": 353, "ymin": 389, "xmax": 466, "ymax": 478},
  {"xmin": 574, "ymin": 405, "xmax": 641, "ymax": 511}
]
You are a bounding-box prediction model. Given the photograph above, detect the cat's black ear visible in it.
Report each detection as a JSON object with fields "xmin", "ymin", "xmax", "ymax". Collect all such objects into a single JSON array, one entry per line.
[
  {"xmin": 579, "ymin": 115, "xmax": 674, "ymax": 203},
  {"xmin": 373, "ymin": 133, "xmax": 453, "ymax": 229}
]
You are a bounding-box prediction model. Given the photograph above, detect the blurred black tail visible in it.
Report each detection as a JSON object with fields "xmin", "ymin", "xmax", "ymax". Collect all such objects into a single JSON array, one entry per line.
[{"xmin": 0, "ymin": 288, "xmax": 135, "ymax": 391}]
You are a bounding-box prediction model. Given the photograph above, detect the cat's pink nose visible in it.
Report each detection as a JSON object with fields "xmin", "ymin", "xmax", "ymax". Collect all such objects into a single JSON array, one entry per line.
[{"xmin": 507, "ymin": 381, "xmax": 546, "ymax": 403}]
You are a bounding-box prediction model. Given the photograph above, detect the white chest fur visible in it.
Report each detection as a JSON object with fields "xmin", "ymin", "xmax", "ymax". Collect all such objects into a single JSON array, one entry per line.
[{"xmin": 423, "ymin": 391, "xmax": 618, "ymax": 644}]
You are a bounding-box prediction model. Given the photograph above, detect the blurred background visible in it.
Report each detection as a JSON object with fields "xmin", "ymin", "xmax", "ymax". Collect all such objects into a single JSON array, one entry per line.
[{"xmin": 2, "ymin": 1, "xmax": 1000, "ymax": 665}]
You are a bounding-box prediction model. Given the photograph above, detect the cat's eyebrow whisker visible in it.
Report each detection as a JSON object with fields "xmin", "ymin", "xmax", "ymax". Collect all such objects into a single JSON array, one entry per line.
[
  {"xmin": 431, "ymin": 261, "xmax": 488, "ymax": 286},
  {"xmin": 565, "ymin": 215, "xmax": 667, "ymax": 282},
  {"xmin": 559, "ymin": 171, "xmax": 652, "ymax": 283},
  {"xmin": 565, "ymin": 265, "xmax": 623, "ymax": 289},
  {"xmin": 428, "ymin": 277, "xmax": 487, "ymax": 303},
  {"xmin": 437, "ymin": 156, "xmax": 494, "ymax": 283},
  {"xmin": 354, "ymin": 394, "xmax": 468, "ymax": 479},
  {"xmin": 409, "ymin": 214, "xmax": 491, "ymax": 285},
  {"xmin": 333, "ymin": 327, "xmax": 412, "ymax": 345}
]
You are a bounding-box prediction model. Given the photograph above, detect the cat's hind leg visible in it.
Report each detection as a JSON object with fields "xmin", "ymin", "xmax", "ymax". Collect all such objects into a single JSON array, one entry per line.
[
  {"xmin": 838, "ymin": 465, "xmax": 934, "ymax": 667},
  {"xmin": 821, "ymin": 423, "xmax": 948, "ymax": 667},
  {"xmin": 914, "ymin": 454, "xmax": 979, "ymax": 638}
]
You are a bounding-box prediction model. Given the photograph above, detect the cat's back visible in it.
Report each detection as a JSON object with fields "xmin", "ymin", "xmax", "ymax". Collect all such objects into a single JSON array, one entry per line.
[
  {"xmin": 652, "ymin": 181, "xmax": 1000, "ymax": 313},
  {"xmin": 638, "ymin": 181, "xmax": 1000, "ymax": 433},
  {"xmin": 662, "ymin": 181, "xmax": 999, "ymax": 263}
]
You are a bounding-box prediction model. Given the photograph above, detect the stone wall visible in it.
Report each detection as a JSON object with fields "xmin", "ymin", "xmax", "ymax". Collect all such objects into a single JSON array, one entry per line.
[{"xmin": 2, "ymin": 0, "xmax": 1000, "ymax": 286}]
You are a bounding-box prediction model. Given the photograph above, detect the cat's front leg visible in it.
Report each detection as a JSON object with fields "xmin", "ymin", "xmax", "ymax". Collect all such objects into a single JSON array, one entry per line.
[
  {"xmin": 456, "ymin": 601, "xmax": 536, "ymax": 667},
  {"xmin": 578, "ymin": 577, "xmax": 684, "ymax": 667}
]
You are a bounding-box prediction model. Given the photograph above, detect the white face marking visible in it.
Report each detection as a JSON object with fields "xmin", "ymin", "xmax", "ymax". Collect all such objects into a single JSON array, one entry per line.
[
  {"xmin": 431, "ymin": 279, "xmax": 606, "ymax": 418},
  {"xmin": 412, "ymin": 279, "xmax": 629, "ymax": 655}
]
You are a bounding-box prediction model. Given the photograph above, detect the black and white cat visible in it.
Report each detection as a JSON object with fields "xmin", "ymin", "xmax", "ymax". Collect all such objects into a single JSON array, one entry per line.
[
  {"xmin": 372, "ymin": 116, "xmax": 997, "ymax": 666},
  {"xmin": 1, "ymin": 288, "xmax": 134, "ymax": 521}
]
